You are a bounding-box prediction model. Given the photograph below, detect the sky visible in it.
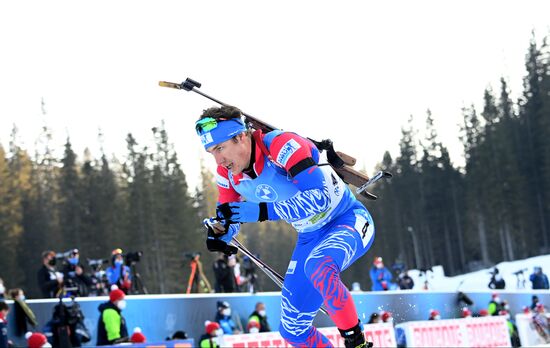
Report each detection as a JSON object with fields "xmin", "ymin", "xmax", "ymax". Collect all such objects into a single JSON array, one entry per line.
[{"xmin": 1, "ymin": 1, "xmax": 549, "ymax": 189}]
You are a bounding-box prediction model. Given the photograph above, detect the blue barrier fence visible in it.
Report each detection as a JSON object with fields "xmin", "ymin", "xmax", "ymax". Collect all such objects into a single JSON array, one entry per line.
[{"xmin": 5, "ymin": 290, "xmax": 549, "ymax": 347}]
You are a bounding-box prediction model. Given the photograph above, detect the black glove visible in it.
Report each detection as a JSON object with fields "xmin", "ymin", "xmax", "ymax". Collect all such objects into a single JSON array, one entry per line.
[{"xmin": 206, "ymin": 225, "xmax": 237, "ymax": 255}]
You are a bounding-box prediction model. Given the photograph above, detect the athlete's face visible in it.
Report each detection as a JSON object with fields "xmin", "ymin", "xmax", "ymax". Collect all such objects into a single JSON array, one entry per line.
[{"xmin": 207, "ymin": 133, "xmax": 251, "ymax": 175}]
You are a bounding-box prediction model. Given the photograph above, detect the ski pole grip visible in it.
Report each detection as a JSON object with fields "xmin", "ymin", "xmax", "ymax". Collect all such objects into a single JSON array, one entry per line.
[{"xmin": 159, "ymin": 81, "xmax": 182, "ymax": 89}]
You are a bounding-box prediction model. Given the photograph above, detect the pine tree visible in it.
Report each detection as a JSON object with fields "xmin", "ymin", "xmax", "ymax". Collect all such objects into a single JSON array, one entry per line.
[{"xmin": 58, "ymin": 138, "xmax": 82, "ymax": 251}]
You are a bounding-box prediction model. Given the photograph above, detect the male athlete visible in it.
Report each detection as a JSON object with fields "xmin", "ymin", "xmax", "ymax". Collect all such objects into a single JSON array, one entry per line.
[{"xmin": 197, "ymin": 105, "xmax": 375, "ymax": 348}]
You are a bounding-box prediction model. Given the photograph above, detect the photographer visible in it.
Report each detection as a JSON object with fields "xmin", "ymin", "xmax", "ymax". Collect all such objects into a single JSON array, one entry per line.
[
  {"xmin": 37, "ymin": 250, "xmax": 63, "ymax": 298},
  {"xmin": 530, "ymin": 266, "xmax": 550, "ymax": 290},
  {"xmin": 488, "ymin": 267, "xmax": 506, "ymax": 289},
  {"xmin": 106, "ymin": 249, "xmax": 132, "ymax": 294},
  {"xmin": 60, "ymin": 249, "xmax": 93, "ymax": 297}
]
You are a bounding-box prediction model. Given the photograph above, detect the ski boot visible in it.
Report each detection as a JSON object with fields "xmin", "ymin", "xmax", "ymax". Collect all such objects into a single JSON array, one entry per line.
[{"xmin": 338, "ymin": 320, "xmax": 373, "ymax": 348}]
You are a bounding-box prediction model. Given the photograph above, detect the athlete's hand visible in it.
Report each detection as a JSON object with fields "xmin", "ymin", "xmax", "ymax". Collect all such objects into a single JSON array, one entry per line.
[
  {"xmin": 217, "ymin": 202, "xmax": 268, "ymax": 223},
  {"xmin": 203, "ymin": 218, "xmax": 238, "ymax": 255}
]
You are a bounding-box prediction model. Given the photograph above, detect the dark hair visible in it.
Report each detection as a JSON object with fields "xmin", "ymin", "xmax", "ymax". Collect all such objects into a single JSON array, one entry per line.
[
  {"xmin": 0, "ymin": 301, "xmax": 8, "ymax": 312},
  {"xmin": 199, "ymin": 105, "xmax": 242, "ymax": 121},
  {"xmin": 171, "ymin": 330, "xmax": 188, "ymax": 340},
  {"xmin": 8, "ymin": 288, "xmax": 21, "ymax": 300}
]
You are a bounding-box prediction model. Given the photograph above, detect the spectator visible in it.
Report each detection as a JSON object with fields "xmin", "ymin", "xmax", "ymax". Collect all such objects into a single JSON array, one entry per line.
[
  {"xmin": 367, "ymin": 312, "xmax": 380, "ymax": 324},
  {"xmin": 200, "ymin": 321, "xmax": 222, "ymax": 348},
  {"xmin": 0, "ymin": 301, "xmax": 11, "ymax": 348},
  {"xmin": 105, "ymin": 249, "xmax": 132, "ymax": 294},
  {"xmin": 37, "ymin": 250, "xmax": 63, "ymax": 298},
  {"xmin": 130, "ymin": 327, "xmax": 146, "ymax": 344},
  {"xmin": 167, "ymin": 330, "xmax": 188, "ymax": 340},
  {"xmin": 247, "ymin": 302, "xmax": 271, "ymax": 333},
  {"xmin": 461, "ymin": 307, "xmax": 472, "ymax": 318},
  {"xmin": 241, "ymin": 255, "xmax": 259, "ymax": 293},
  {"xmin": 369, "ymin": 257, "xmax": 395, "ymax": 291},
  {"xmin": 531, "ymin": 295, "xmax": 540, "ymax": 310},
  {"xmin": 397, "ymin": 270, "xmax": 414, "ymax": 290},
  {"xmin": 488, "ymin": 267, "xmax": 506, "ymax": 289},
  {"xmin": 499, "ymin": 310, "xmax": 520, "ymax": 347},
  {"xmin": 488, "ymin": 292, "xmax": 504, "ymax": 316},
  {"xmin": 428, "ymin": 309, "xmax": 440, "ymax": 320},
  {"xmin": 247, "ymin": 320, "xmax": 261, "ymax": 334},
  {"xmin": 0, "ymin": 278, "xmax": 5, "ymax": 300},
  {"xmin": 530, "ymin": 267, "xmax": 550, "ymax": 290},
  {"xmin": 229, "ymin": 255, "xmax": 244, "ymax": 292},
  {"xmin": 61, "ymin": 249, "xmax": 93, "ymax": 297},
  {"xmin": 25, "ymin": 332, "xmax": 51, "ymax": 348},
  {"xmin": 380, "ymin": 311, "xmax": 393, "ymax": 324},
  {"xmin": 213, "ymin": 253, "xmax": 236, "ymax": 293},
  {"xmin": 215, "ymin": 301, "xmax": 240, "ymax": 335},
  {"xmin": 8, "ymin": 288, "xmax": 37, "ymax": 337},
  {"xmin": 96, "ymin": 288, "xmax": 129, "ymax": 346}
]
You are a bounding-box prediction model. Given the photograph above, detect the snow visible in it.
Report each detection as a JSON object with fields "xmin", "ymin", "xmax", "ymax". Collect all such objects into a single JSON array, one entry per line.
[{"xmin": 406, "ymin": 254, "xmax": 550, "ymax": 291}]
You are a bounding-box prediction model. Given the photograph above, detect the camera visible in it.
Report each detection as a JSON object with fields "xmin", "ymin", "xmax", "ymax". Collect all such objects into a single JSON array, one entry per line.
[
  {"xmin": 56, "ymin": 249, "xmax": 78, "ymax": 260},
  {"xmin": 512, "ymin": 268, "xmax": 528, "ymax": 276},
  {"xmin": 125, "ymin": 251, "xmax": 143, "ymax": 264},
  {"xmin": 87, "ymin": 258, "xmax": 109, "ymax": 269}
]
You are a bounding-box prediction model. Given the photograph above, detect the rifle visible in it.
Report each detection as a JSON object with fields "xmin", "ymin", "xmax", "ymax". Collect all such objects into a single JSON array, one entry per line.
[{"xmin": 159, "ymin": 78, "xmax": 391, "ymax": 199}]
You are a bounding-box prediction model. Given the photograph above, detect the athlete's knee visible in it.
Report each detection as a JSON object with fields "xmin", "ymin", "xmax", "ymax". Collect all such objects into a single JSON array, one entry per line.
[{"xmin": 304, "ymin": 255, "xmax": 339, "ymax": 287}]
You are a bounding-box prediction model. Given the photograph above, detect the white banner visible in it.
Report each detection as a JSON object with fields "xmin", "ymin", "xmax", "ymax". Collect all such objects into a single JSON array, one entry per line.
[
  {"xmin": 395, "ymin": 316, "xmax": 511, "ymax": 347},
  {"xmin": 221, "ymin": 323, "xmax": 397, "ymax": 347}
]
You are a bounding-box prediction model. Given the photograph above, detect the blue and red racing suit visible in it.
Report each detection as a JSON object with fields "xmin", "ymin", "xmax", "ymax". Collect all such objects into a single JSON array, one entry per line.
[{"xmin": 216, "ymin": 130, "xmax": 375, "ymax": 347}]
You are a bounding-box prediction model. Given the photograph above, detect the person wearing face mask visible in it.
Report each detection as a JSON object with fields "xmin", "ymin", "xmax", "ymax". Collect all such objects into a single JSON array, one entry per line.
[
  {"xmin": 428, "ymin": 309, "xmax": 441, "ymax": 321},
  {"xmin": 96, "ymin": 288, "xmax": 129, "ymax": 346},
  {"xmin": 37, "ymin": 250, "xmax": 63, "ymax": 298},
  {"xmin": 8, "ymin": 288, "xmax": 37, "ymax": 337},
  {"xmin": 106, "ymin": 249, "xmax": 132, "ymax": 294},
  {"xmin": 369, "ymin": 257, "xmax": 395, "ymax": 291},
  {"xmin": 215, "ymin": 301, "xmax": 240, "ymax": 335},
  {"xmin": 247, "ymin": 302, "xmax": 271, "ymax": 333},
  {"xmin": 61, "ymin": 249, "xmax": 92, "ymax": 297},
  {"xmin": 380, "ymin": 311, "xmax": 393, "ymax": 324},
  {"xmin": 200, "ymin": 321, "xmax": 223, "ymax": 348},
  {"xmin": 488, "ymin": 292, "xmax": 504, "ymax": 316}
]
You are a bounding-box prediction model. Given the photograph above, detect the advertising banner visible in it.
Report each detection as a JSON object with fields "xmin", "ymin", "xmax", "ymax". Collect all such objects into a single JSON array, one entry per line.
[
  {"xmin": 222, "ymin": 323, "xmax": 397, "ymax": 347},
  {"xmin": 396, "ymin": 316, "xmax": 511, "ymax": 347}
]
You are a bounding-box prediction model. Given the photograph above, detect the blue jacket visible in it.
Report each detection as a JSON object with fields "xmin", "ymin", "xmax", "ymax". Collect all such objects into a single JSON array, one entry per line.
[
  {"xmin": 369, "ymin": 266, "xmax": 394, "ymax": 291},
  {"xmin": 215, "ymin": 314, "xmax": 236, "ymax": 335},
  {"xmin": 530, "ymin": 272, "xmax": 549, "ymax": 289},
  {"xmin": 106, "ymin": 264, "xmax": 131, "ymax": 286}
]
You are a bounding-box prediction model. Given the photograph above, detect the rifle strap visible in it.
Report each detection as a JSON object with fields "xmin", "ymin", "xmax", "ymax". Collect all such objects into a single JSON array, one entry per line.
[{"xmin": 252, "ymin": 130, "xmax": 285, "ymax": 170}]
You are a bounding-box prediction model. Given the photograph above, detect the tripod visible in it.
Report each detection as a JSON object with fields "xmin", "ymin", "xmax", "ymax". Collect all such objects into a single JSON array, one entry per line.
[{"xmin": 129, "ymin": 262, "xmax": 148, "ymax": 294}]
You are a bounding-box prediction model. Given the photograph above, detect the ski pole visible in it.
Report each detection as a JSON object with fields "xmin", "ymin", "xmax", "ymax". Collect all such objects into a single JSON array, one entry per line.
[{"xmin": 229, "ymin": 237, "xmax": 330, "ymax": 317}]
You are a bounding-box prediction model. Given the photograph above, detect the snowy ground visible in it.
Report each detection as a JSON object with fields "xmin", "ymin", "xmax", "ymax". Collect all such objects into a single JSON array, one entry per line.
[{"xmin": 406, "ymin": 254, "xmax": 550, "ymax": 291}]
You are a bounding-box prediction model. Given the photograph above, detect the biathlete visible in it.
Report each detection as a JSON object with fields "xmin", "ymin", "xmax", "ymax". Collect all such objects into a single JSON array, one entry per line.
[{"xmin": 197, "ymin": 105, "xmax": 375, "ymax": 348}]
